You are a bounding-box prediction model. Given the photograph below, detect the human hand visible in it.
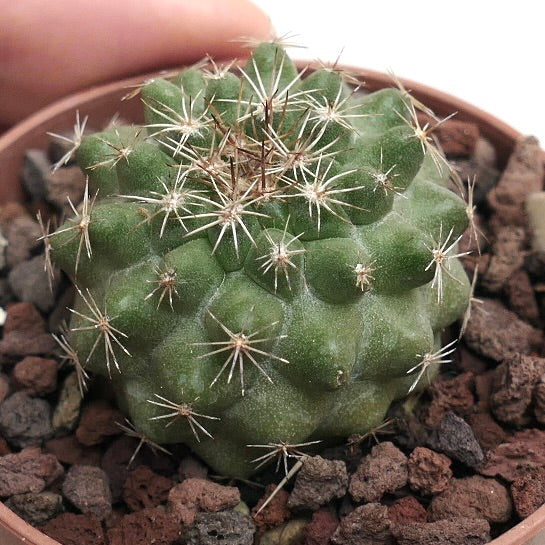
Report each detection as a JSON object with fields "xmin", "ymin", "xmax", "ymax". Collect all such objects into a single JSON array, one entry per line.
[{"xmin": 0, "ymin": 0, "xmax": 271, "ymax": 127}]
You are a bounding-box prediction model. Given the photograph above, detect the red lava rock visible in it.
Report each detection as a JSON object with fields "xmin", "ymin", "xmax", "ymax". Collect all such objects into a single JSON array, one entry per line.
[
  {"xmin": 101, "ymin": 436, "xmax": 147, "ymax": 503},
  {"xmin": 349, "ymin": 441, "xmax": 408, "ymax": 503},
  {"xmin": 107, "ymin": 507, "xmax": 181, "ymax": 545},
  {"xmin": 41, "ymin": 512, "xmax": 105, "ymax": 545},
  {"xmin": 0, "ymin": 446, "xmax": 63, "ymax": 497},
  {"xmin": 13, "ymin": 356, "xmax": 58, "ymax": 395},
  {"xmin": 481, "ymin": 429, "xmax": 545, "ymax": 481},
  {"xmin": 505, "ymin": 269, "xmax": 540, "ymax": 321},
  {"xmin": 167, "ymin": 477, "xmax": 240, "ymax": 526},
  {"xmin": 288, "ymin": 455, "xmax": 348, "ymax": 511},
  {"xmin": 44, "ymin": 435, "xmax": 102, "ymax": 466},
  {"xmin": 387, "ymin": 496, "xmax": 427, "ymax": 524},
  {"xmin": 467, "ymin": 412, "xmax": 507, "ymax": 451},
  {"xmin": 489, "ymin": 354, "xmax": 545, "ymax": 426},
  {"xmin": 422, "ymin": 371, "xmax": 475, "ymax": 427},
  {"xmin": 391, "ymin": 518, "xmax": 490, "ymax": 545},
  {"xmin": 428, "ymin": 412, "xmax": 484, "ymax": 469},
  {"xmin": 0, "ymin": 391, "xmax": 53, "ymax": 447},
  {"xmin": 122, "ymin": 464, "xmax": 173, "ymax": 511},
  {"xmin": 407, "ymin": 447, "xmax": 452, "ymax": 496},
  {"xmin": 76, "ymin": 400, "xmax": 124, "ymax": 446},
  {"xmin": 428, "ymin": 475, "xmax": 512, "ymax": 524},
  {"xmin": 252, "ymin": 483, "xmax": 290, "ymax": 535},
  {"xmin": 303, "ymin": 508, "xmax": 339, "ymax": 545},
  {"xmin": 2, "ymin": 301, "xmax": 45, "ymax": 335},
  {"xmin": 487, "ymin": 136, "xmax": 544, "ymax": 231},
  {"xmin": 331, "ymin": 503, "xmax": 393, "ymax": 545},
  {"xmin": 511, "ymin": 466, "xmax": 545, "ymax": 518},
  {"xmin": 62, "ymin": 464, "xmax": 112, "ymax": 519},
  {"xmin": 463, "ymin": 298, "xmax": 543, "ymax": 362},
  {"xmin": 0, "ymin": 302, "xmax": 56, "ymax": 358},
  {"xmin": 480, "ymin": 226, "xmax": 525, "ymax": 293},
  {"xmin": 178, "ymin": 454, "xmax": 208, "ymax": 480}
]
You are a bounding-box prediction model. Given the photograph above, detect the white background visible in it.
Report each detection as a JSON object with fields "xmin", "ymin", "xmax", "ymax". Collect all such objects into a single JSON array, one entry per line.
[{"xmin": 252, "ymin": 0, "xmax": 545, "ymax": 145}]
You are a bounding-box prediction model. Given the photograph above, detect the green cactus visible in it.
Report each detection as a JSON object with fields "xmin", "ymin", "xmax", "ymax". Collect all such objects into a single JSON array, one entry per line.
[{"xmin": 49, "ymin": 42, "xmax": 471, "ymax": 478}]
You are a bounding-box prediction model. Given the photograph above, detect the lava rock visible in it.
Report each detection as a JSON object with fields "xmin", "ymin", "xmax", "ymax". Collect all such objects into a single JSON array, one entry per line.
[
  {"xmin": 44, "ymin": 435, "xmax": 101, "ymax": 467},
  {"xmin": 185, "ymin": 510, "xmax": 255, "ymax": 545},
  {"xmin": 251, "ymin": 484, "xmax": 290, "ymax": 536},
  {"xmin": 0, "ymin": 446, "xmax": 63, "ymax": 497},
  {"xmin": 41, "ymin": 512, "xmax": 105, "ymax": 545},
  {"xmin": 481, "ymin": 429, "xmax": 545, "ymax": 481},
  {"xmin": 489, "ymin": 354, "xmax": 545, "ymax": 426},
  {"xmin": 387, "ymin": 496, "xmax": 427, "ymax": 524},
  {"xmin": 0, "ymin": 302, "xmax": 57, "ymax": 359},
  {"xmin": 76, "ymin": 400, "xmax": 124, "ymax": 446},
  {"xmin": 428, "ymin": 412, "xmax": 483, "ymax": 469},
  {"xmin": 331, "ymin": 503, "xmax": 393, "ymax": 545},
  {"xmin": 349, "ymin": 441, "xmax": 408, "ymax": 503},
  {"xmin": 12, "ymin": 356, "xmax": 58, "ymax": 396},
  {"xmin": 407, "ymin": 447, "xmax": 452, "ymax": 496},
  {"xmin": 8, "ymin": 254, "xmax": 61, "ymax": 312},
  {"xmin": 391, "ymin": 518, "xmax": 490, "ymax": 545},
  {"xmin": 122, "ymin": 464, "xmax": 173, "ymax": 511},
  {"xmin": 487, "ymin": 136, "xmax": 544, "ymax": 231},
  {"xmin": 428, "ymin": 475, "xmax": 512, "ymax": 524},
  {"xmin": 511, "ymin": 466, "xmax": 545, "ymax": 518},
  {"xmin": 167, "ymin": 477, "xmax": 240, "ymax": 526},
  {"xmin": 302, "ymin": 508, "xmax": 339, "ymax": 545},
  {"xmin": 288, "ymin": 455, "xmax": 348, "ymax": 511},
  {"xmin": 0, "ymin": 391, "xmax": 53, "ymax": 447},
  {"xmin": 463, "ymin": 298, "xmax": 543, "ymax": 362},
  {"xmin": 107, "ymin": 507, "xmax": 181, "ymax": 545},
  {"xmin": 62, "ymin": 464, "xmax": 112, "ymax": 519},
  {"xmin": 44, "ymin": 165, "xmax": 86, "ymax": 211},
  {"xmin": 423, "ymin": 371, "xmax": 475, "ymax": 427},
  {"xmin": 466, "ymin": 412, "xmax": 507, "ymax": 452},
  {"xmin": 480, "ymin": 226, "xmax": 525, "ymax": 293}
]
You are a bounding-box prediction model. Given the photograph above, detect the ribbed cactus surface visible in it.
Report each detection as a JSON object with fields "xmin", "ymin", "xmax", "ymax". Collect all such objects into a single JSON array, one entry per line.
[{"xmin": 50, "ymin": 42, "xmax": 470, "ymax": 477}]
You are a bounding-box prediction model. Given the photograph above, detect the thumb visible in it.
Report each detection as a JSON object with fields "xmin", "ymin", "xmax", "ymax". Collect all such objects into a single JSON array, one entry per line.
[{"xmin": 0, "ymin": 0, "xmax": 272, "ymax": 125}]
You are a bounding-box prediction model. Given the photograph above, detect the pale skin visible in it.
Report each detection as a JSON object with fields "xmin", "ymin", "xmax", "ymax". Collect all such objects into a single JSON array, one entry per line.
[{"xmin": 0, "ymin": 0, "xmax": 272, "ymax": 127}]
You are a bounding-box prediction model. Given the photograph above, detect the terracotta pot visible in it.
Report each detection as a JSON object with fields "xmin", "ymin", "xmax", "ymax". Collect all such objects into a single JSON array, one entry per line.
[{"xmin": 0, "ymin": 65, "xmax": 544, "ymax": 545}]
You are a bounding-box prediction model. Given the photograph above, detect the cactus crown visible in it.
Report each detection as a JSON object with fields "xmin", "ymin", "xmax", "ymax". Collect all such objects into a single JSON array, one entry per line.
[{"xmin": 48, "ymin": 42, "xmax": 471, "ymax": 478}]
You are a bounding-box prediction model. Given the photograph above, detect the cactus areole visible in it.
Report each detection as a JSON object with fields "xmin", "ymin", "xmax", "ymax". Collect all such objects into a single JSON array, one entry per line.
[{"xmin": 49, "ymin": 42, "xmax": 471, "ymax": 478}]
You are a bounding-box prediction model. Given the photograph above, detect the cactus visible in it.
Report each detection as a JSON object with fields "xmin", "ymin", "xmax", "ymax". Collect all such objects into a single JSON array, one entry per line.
[{"xmin": 48, "ymin": 42, "xmax": 471, "ymax": 478}]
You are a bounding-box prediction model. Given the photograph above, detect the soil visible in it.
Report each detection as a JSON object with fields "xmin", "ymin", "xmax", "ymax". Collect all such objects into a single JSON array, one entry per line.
[{"xmin": 0, "ymin": 112, "xmax": 545, "ymax": 545}]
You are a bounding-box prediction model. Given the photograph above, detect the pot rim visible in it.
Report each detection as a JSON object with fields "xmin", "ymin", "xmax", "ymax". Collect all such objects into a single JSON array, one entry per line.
[{"xmin": 0, "ymin": 63, "xmax": 544, "ymax": 545}]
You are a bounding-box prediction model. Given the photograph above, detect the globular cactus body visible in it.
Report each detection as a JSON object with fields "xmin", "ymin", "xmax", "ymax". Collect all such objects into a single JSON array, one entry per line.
[{"xmin": 50, "ymin": 43, "xmax": 470, "ymax": 477}]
